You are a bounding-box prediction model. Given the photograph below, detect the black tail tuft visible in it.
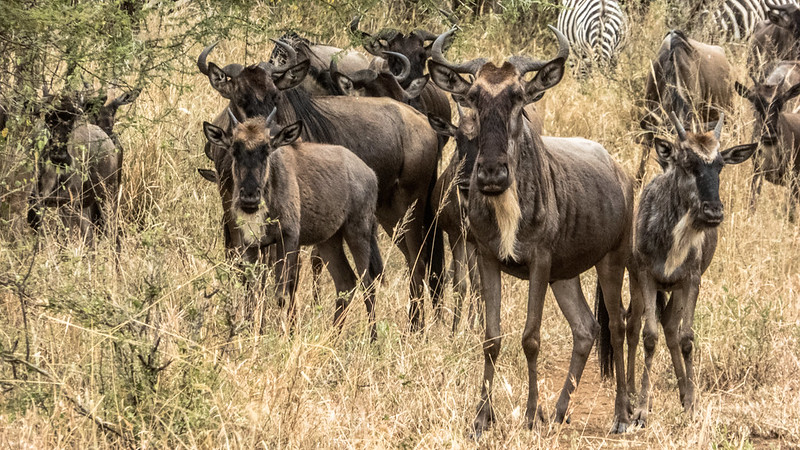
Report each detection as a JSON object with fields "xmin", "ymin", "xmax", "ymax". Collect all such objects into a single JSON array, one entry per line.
[
  {"xmin": 595, "ymin": 281, "xmax": 614, "ymax": 379},
  {"xmin": 423, "ymin": 173, "xmax": 446, "ymax": 313},
  {"xmin": 656, "ymin": 290, "xmax": 668, "ymax": 322}
]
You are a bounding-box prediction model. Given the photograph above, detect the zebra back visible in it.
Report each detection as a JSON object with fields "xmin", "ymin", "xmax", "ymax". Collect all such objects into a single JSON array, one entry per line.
[
  {"xmin": 710, "ymin": 0, "xmax": 799, "ymax": 41},
  {"xmin": 557, "ymin": 0, "xmax": 629, "ymax": 77}
]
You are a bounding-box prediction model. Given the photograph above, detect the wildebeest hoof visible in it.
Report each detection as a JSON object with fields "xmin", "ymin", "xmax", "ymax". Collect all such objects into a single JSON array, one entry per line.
[
  {"xmin": 471, "ymin": 405, "xmax": 496, "ymax": 440},
  {"xmin": 632, "ymin": 409, "xmax": 648, "ymax": 428},
  {"xmin": 610, "ymin": 420, "xmax": 629, "ymax": 434}
]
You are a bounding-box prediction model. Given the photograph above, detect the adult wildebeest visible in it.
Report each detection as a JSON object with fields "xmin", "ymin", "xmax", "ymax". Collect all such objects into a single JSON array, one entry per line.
[
  {"xmin": 268, "ymin": 32, "xmax": 372, "ymax": 96},
  {"xmin": 428, "ymin": 26, "xmax": 635, "ymax": 435},
  {"xmin": 329, "ymin": 51, "xmax": 430, "ymax": 103},
  {"xmin": 198, "ymin": 43, "xmax": 443, "ymax": 331},
  {"xmin": 749, "ymin": 2, "xmax": 800, "ymax": 77},
  {"xmin": 637, "ymin": 30, "xmax": 732, "ymax": 183},
  {"xmin": 427, "ymin": 103, "xmax": 544, "ymax": 333},
  {"xmin": 349, "ymin": 16, "xmax": 452, "ymax": 138},
  {"xmin": 203, "ymin": 110, "xmax": 382, "ymax": 340},
  {"xmin": 27, "ymin": 94, "xmax": 120, "ymax": 245},
  {"xmin": 624, "ymin": 113, "xmax": 756, "ymax": 427},
  {"xmin": 736, "ymin": 79, "xmax": 800, "ymax": 218}
]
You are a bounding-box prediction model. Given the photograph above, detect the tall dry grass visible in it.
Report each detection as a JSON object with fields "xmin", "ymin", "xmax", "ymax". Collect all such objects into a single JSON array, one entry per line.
[{"xmin": 0, "ymin": 1, "xmax": 799, "ymax": 448}]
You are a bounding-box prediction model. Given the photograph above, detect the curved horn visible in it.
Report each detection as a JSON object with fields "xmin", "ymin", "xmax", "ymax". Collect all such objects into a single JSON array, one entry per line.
[
  {"xmin": 714, "ymin": 113, "xmax": 724, "ymax": 140},
  {"xmin": 266, "ymin": 107, "xmax": 277, "ymax": 128},
  {"xmin": 383, "ymin": 51, "xmax": 411, "ymax": 83},
  {"xmin": 456, "ymin": 102, "xmax": 465, "ymax": 121},
  {"xmin": 197, "ymin": 42, "xmax": 219, "ymax": 76},
  {"xmin": 431, "ymin": 27, "xmax": 486, "ymax": 74},
  {"xmin": 271, "ymin": 38, "xmax": 297, "ymax": 71},
  {"xmin": 349, "ymin": 15, "xmax": 370, "ymax": 38},
  {"xmin": 509, "ymin": 25, "xmax": 570, "ymax": 75},
  {"xmin": 227, "ymin": 108, "xmax": 240, "ymax": 128},
  {"xmin": 669, "ymin": 111, "xmax": 687, "ymax": 141},
  {"xmin": 412, "ymin": 29, "xmax": 439, "ymax": 41}
]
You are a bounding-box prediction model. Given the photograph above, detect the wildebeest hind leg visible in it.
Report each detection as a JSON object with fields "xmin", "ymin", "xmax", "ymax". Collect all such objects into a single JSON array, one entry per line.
[
  {"xmin": 343, "ymin": 224, "xmax": 379, "ymax": 342},
  {"xmin": 549, "ymin": 277, "xmax": 599, "ymax": 426},
  {"xmin": 596, "ymin": 255, "xmax": 631, "ymax": 433},
  {"xmin": 315, "ymin": 234, "xmax": 358, "ymax": 335}
]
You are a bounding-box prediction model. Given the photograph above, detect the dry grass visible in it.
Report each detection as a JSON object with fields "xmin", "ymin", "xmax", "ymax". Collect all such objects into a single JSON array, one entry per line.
[{"xmin": 1, "ymin": 1, "xmax": 799, "ymax": 448}]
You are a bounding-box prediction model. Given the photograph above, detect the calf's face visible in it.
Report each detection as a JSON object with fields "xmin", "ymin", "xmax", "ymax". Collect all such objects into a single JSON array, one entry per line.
[
  {"xmin": 653, "ymin": 132, "xmax": 757, "ymax": 227},
  {"xmin": 203, "ymin": 116, "xmax": 303, "ymax": 215}
]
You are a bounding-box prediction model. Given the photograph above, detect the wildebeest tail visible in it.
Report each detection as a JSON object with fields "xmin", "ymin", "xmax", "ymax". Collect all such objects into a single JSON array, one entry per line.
[
  {"xmin": 656, "ymin": 290, "xmax": 668, "ymax": 322},
  {"xmin": 662, "ymin": 30, "xmax": 694, "ymax": 122},
  {"xmin": 424, "ymin": 172, "xmax": 445, "ymax": 310},
  {"xmin": 368, "ymin": 223, "xmax": 384, "ymax": 282},
  {"xmin": 595, "ymin": 280, "xmax": 614, "ymax": 379}
]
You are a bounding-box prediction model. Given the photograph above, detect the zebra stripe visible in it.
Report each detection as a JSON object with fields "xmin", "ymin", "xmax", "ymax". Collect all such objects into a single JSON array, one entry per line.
[
  {"xmin": 712, "ymin": 0, "xmax": 799, "ymax": 40},
  {"xmin": 557, "ymin": 0, "xmax": 628, "ymax": 76}
]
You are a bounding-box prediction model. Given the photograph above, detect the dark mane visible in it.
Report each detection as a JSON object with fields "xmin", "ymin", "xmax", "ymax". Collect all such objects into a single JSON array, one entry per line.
[{"xmin": 281, "ymin": 88, "xmax": 336, "ymax": 144}]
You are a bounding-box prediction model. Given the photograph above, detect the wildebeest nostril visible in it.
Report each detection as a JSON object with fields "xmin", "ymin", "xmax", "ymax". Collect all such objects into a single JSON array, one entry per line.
[{"xmin": 702, "ymin": 202, "xmax": 724, "ymax": 222}]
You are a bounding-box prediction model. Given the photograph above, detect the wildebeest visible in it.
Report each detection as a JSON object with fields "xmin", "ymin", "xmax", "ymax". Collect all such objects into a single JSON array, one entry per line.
[
  {"xmin": 349, "ymin": 16, "xmax": 452, "ymax": 140},
  {"xmin": 27, "ymin": 94, "xmax": 120, "ymax": 245},
  {"xmin": 268, "ymin": 32, "xmax": 372, "ymax": 96},
  {"xmin": 329, "ymin": 51, "xmax": 430, "ymax": 102},
  {"xmin": 427, "ymin": 102, "xmax": 544, "ymax": 333},
  {"xmin": 637, "ymin": 30, "xmax": 732, "ymax": 183},
  {"xmin": 198, "ymin": 43, "xmax": 443, "ymax": 331},
  {"xmin": 749, "ymin": 1, "xmax": 800, "ymax": 77},
  {"xmin": 428, "ymin": 26, "xmax": 635, "ymax": 434},
  {"xmin": 736, "ymin": 78, "xmax": 800, "ymax": 218},
  {"xmin": 202, "ymin": 110, "xmax": 382, "ymax": 339},
  {"xmin": 625, "ymin": 113, "xmax": 756, "ymax": 427}
]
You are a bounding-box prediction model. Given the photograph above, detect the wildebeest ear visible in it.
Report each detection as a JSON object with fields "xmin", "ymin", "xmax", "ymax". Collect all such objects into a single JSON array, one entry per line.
[
  {"xmin": 203, "ymin": 121, "xmax": 231, "ymax": 148},
  {"xmin": 525, "ymin": 57, "xmax": 565, "ymax": 102},
  {"xmin": 427, "ymin": 114, "xmax": 456, "ymax": 137},
  {"xmin": 403, "ymin": 75, "xmax": 429, "ymax": 100},
  {"xmin": 428, "ymin": 60, "xmax": 471, "ymax": 95},
  {"xmin": 767, "ymin": 10, "xmax": 792, "ymax": 28},
  {"xmin": 332, "ymin": 71, "xmax": 356, "ymax": 95},
  {"xmin": 271, "ymin": 121, "xmax": 303, "ymax": 148},
  {"xmin": 208, "ymin": 62, "xmax": 232, "ymax": 99},
  {"xmin": 114, "ymin": 88, "xmax": 141, "ymax": 106},
  {"xmin": 653, "ymin": 138, "xmax": 675, "ymax": 164},
  {"xmin": 721, "ymin": 143, "xmax": 758, "ymax": 165},
  {"xmin": 782, "ymin": 81, "xmax": 800, "ymax": 104},
  {"xmin": 273, "ymin": 59, "xmax": 311, "ymax": 91},
  {"xmin": 734, "ymin": 81, "xmax": 752, "ymax": 100},
  {"xmin": 197, "ymin": 168, "xmax": 218, "ymax": 184}
]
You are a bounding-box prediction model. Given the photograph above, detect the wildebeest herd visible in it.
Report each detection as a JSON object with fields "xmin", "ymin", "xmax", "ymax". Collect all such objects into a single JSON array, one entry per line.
[{"xmin": 21, "ymin": 1, "xmax": 800, "ymax": 438}]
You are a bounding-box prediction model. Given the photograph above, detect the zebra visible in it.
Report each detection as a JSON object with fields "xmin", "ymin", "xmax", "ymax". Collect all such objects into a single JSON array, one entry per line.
[
  {"xmin": 705, "ymin": 0, "xmax": 800, "ymax": 40},
  {"xmin": 557, "ymin": 0, "xmax": 629, "ymax": 78}
]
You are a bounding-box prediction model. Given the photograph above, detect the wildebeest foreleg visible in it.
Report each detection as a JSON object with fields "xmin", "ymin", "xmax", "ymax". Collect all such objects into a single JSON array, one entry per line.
[
  {"xmin": 274, "ymin": 235, "xmax": 301, "ymax": 328},
  {"xmin": 472, "ymin": 254, "xmax": 501, "ymax": 439},
  {"xmin": 749, "ymin": 157, "xmax": 764, "ymax": 213},
  {"xmin": 626, "ymin": 271, "xmax": 645, "ymax": 402},
  {"xmin": 661, "ymin": 285, "xmax": 699, "ymax": 413},
  {"xmin": 549, "ymin": 277, "xmax": 599, "ymax": 426},
  {"xmin": 632, "ymin": 274, "xmax": 659, "ymax": 428},
  {"xmin": 522, "ymin": 258, "xmax": 550, "ymax": 429},
  {"xmin": 450, "ymin": 233, "xmax": 468, "ymax": 334}
]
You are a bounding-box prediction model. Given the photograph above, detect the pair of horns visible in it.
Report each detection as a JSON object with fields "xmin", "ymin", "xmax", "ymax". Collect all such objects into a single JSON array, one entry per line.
[
  {"xmin": 668, "ymin": 111, "xmax": 724, "ymax": 141},
  {"xmin": 198, "ymin": 39, "xmax": 297, "ymax": 77},
  {"xmin": 430, "ymin": 25, "xmax": 570, "ymax": 75},
  {"xmin": 227, "ymin": 107, "xmax": 276, "ymax": 129}
]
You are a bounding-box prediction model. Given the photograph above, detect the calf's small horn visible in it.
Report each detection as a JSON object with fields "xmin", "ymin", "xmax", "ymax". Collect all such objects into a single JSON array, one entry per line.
[{"xmin": 669, "ymin": 111, "xmax": 687, "ymax": 141}]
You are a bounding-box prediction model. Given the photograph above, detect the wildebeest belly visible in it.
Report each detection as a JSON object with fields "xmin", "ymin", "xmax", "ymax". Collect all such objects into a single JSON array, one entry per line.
[{"xmin": 543, "ymin": 137, "xmax": 630, "ymax": 280}]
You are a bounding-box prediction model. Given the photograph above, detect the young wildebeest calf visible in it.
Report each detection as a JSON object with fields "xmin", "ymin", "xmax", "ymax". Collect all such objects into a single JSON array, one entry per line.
[
  {"xmin": 202, "ymin": 111, "xmax": 382, "ymax": 340},
  {"xmin": 28, "ymin": 95, "xmax": 120, "ymax": 245},
  {"xmin": 626, "ymin": 113, "xmax": 756, "ymax": 427},
  {"xmin": 736, "ymin": 79, "xmax": 800, "ymax": 219}
]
